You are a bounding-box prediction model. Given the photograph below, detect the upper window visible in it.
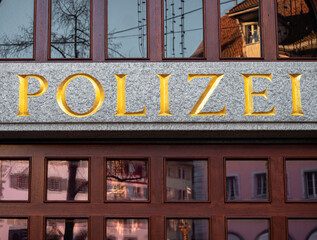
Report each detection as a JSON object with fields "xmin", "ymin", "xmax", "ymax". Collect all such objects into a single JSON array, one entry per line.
[
  {"xmin": 49, "ymin": 0, "xmax": 91, "ymax": 59},
  {"xmin": 0, "ymin": 0, "xmax": 34, "ymax": 59},
  {"xmin": 107, "ymin": 0, "xmax": 148, "ymax": 58},
  {"xmin": 163, "ymin": 0, "xmax": 204, "ymax": 58},
  {"xmin": 219, "ymin": 0, "xmax": 261, "ymax": 58},
  {"xmin": 277, "ymin": 0, "xmax": 317, "ymax": 58}
]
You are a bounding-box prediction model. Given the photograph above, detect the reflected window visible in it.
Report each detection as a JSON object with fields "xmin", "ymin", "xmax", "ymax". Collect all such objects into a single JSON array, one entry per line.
[
  {"xmin": 166, "ymin": 160, "xmax": 208, "ymax": 201},
  {"xmin": 166, "ymin": 219, "xmax": 209, "ymax": 240},
  {"xmin": 288, "ymin": 219, "xmax": 317, "ymax": 240},
  {"xmin": 227, "ymin": 219, "xmax": 269, "ymax": 240},
  {"xmin": 106, "ymin": 219, "xmax": 148, "ymax": 240},
  {"xmin": 46, "ymin": 218, "xmax": 88, "ymax": 240},
  {"xmin": 50, "ymin": 0, "xmax": 91, "ymax": 58},
  {"xmin": 46, "ymin": 160, "xmax": 89, "ymax": 201},
  {"xmin": 226, "ymin": 160, "xmax": 269, "ymax": 201},
  {"xmin": 226, "ymin": 176, "xmax": 239, "ymax": 200},
  {"xmin": 0, "ymin": 218, "xmax": 28, "ymax": 240},
  {"xmin": 286, "ymin": 160, "xmax": 317, "ymax": 201},
  {"xmin": 163, "ymin": 0, "xmax": 204, "ymax": 58},
  {"xmin": 220, "ymin": 0, "xmax": 261, "ymax": 58},
  {"xmin": 0, "ymin": 0, "xmax": 34, "ymax": 58},
  {"xmin": 106, "ymin": 159, "xmax": 148, "ymax": 201},
  {"xmin": 277, "ymin": 0, "xmax": 317, "ymax": 58},
  {"xmin": 107, "ymin": 0, "xmax": 147, "ymax": 58},
  {"xmin": 0, "ymin": 160, "xmax": 29, "ymax": 201}
]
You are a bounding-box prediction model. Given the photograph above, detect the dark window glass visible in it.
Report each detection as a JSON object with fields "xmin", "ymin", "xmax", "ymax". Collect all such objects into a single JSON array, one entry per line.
[
  {"xmin": 46, "ymin": 160, "xmax": 89, "ymax": 201},
  {"xmin": 166, "ymin": 219, "xmax": 209, "ymax": 240},
  {"xmin": 46, "ymin": 218, "xmax": 88, "ymax": 240},
  {"xmin": 163, "ymin": 0, "xmax": 204, "ymax": 58},
  {"xmin": 106, "ymin": 160, "xmax": 148, "ymax": 201},
  {"xmin": 288, "ymin": 219, "xmax": 317, "ymax": 240},
  {"xmin": 226, "ymin": 160, "xmax": 269, "ymax": 201},
  {"xmin": 0, "ymin": 218, "xmax": 28, "ymax": 240},
  {"xmin": 106, "ymin": 219, "xmax": 148, "ymax": 240},
  {"xmin": 0, "ymin": 0, "xmax": 34, "ymax": 58},
  {"xmin": 107, "ymin": 0, "xmax": 147, "ymax": 58},
  {"xmin": 277, "ymin": 0, "xmax": 317, "ymax": 58},
  {"xmin": 220, "ymin": 0, "xmax": 261, "ymax": 58},
  {"xmin": 286, "ymin": 160, "xmax": 317, "ymax": 201},
  {"xmin": 227, "ymin": 219, "xmax": 269, "ymax": 240},
  {"xmin": 0, "ymin": 160, "xmax": 29, "ymax": 201},
  {"xmin": 166, "ymin": 160, "xmax": 208, "ymax": 201},
  {"xmin": 50, "ymin": 0, "xmax": 91, "ymax": 58}
]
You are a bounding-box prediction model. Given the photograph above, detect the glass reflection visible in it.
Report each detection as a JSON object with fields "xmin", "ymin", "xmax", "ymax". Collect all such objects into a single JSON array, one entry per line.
[
  {"xmin": 286, "ymin": 160, "xmax": 317, "ymax": 201},
  {"xmin": 46, "ymin": 160, "xmax": 89, "ymax": 201},
  {"xmin": 50, "ymin": 0, "xmax": 90, "ymax": 58},
  {"xmin": 288, "ymin": 219, "xmax": 317, "ymax": 240},
  {"xmin": 0, "ymin": 0, "xmax": 34, "ymax": 58},
  {"xmin": 0, "ymin": 160, "xmax": 29, "ymax": 201},
  {"xmin": 106, "ymin": 160, "xmax": 148, "ymax": 201},
  {"xmin": 166, "ymin": 160, "xmax": 208, "ymax": 201},
  {"xmin": 164, "ymin": 0, "xmax": 203, "ymax": 58},
  {"xmin": 46, "ymin": 218, "xmax": 88, "ymax": 240},
  {"xmin": 220, "ymin": 0, "xmax": 261, "ymax": 58},
  {"xmin": 107, "ymin": 0, "xmax": 147, "ymax": 58},
  {"xmin": 106, "ymin": 219, "xmax": 148, "ymax": 240},
  {"xmin": 0, "ymin": 218, "xmax": 28, "ymax": 240},
  {"xmin": 277, "ymin": 0, "xmax": 317, "ymax": 58},
  {"xmin": 226, "ymin": 160, "xmax": 268, "ymax": 201},
  {"xmin": 167, "ymin": 219, "xmax": 209, "ymax": 240},
  {"xmin": 227, "ymin": 219, "xmax": 269, "ymax": 240}
]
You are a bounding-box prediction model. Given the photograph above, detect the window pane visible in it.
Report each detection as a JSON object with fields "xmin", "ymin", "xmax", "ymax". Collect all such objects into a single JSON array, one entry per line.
[
  {"xmin": 107, "ymin": 0, "xmax": 147, "ymax": 58},
  {"xmin": 227, "ymin": 219, "xmax": 269, "ymax": 240},
  {"xmin": 288, "ymin": 219, "xmax": 317, "ymax": 240},
  {"xmin": 0, "ymin": 218, "xmax": 28, "ymax": 240},
  {"xmin": 0, "ymin": 160, "xmax": 29, "ymax": 201},
  {"xmin": 106, "ymin": 219, "xmax": 148, "ymax": 240},
  {"xmin": 0, "ymin": 0, "xmax": 34, "ymax": 58},
  {"xmin": 277, "ymin": 0, "xmax": 317, "ymax": 58},
  {"xmin": 220, "ymin": 0, "xmax": 261, "ymax": 58},
  {"xmin": 46, "ymin": 218, "xmax": 88, "ymax": 240},
  {"xmin": 50, "ymin": 0, "xmax": 91, "ymax": 58},
  {"xmin": 46, "ymin": 160, "xmax": 89, "ymax": 201},
  {"xmin": 167, "ymin": 219, "xmax": 209, "ymax": 240},
  {"xmin": 286, "ymin": 160, "xmax": 317, "ymax": 201},
  {"xmin": 163, "ymin": 0, "xmax": 204, "ymax": 58},
  {"xmin": 226, "ymin": 160, "xmax": 269, "ymax": 201},
  {"xmin": 106, "ymin": 160, "xmax": 148, "ymax": 201},
  {"xmin": 166, "ymin": 160, "xmax": 208, "ymax": 201}
]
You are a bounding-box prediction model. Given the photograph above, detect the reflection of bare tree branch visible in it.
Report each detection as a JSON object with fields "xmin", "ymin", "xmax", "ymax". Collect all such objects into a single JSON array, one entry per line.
[{"xmin": 107, "ymin": 174, "xmax": 144, "ymax": 182}]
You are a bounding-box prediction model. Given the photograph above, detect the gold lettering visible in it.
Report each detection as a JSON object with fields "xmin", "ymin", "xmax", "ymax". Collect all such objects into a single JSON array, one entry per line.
[
  {"xmin": 188, "ymin": 74, "xmax": 226, "ymax": 115},
  {"xmin": 243, "ymin": 74, "xmax": 275, "ymax": 115},
  {"xmin": 17, "ymin": 74, "xmax": 48, "ymax": 116},
  {"xmin": 56, "ymin": 73, "xmax": 105, "ymax": 117},
  {"xmin": 158, "ymin": 74, "xmax": 172, "ymax": 116},
  {"xmin": 115, "ymin": 74, "xmax": 146, "ymax": 116},
  {"xmin": 289, "ymin": 74, "xmax": 304, "ymax": 116}
]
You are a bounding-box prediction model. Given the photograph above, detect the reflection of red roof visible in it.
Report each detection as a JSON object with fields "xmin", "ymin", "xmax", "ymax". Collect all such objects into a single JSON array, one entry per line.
[
  {"xmin": 277, "ymin": 0, "xmax": 310, "ymax": 17},
  {"xmin": 228, "ymin": 0, "xmax": 258, "ymax": 14},
  {"xmin": 220, "ymin": 15, "xmax": 243, "ymax": 57},
  {"xmin": 191, "ymin": 42, "xmax": 204, "ymax": 57}
]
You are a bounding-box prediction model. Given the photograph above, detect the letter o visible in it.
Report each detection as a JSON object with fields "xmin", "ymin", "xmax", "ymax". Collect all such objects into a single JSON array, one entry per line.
[{"xmin": 56, "ymin": 73, "xmax": 105, "ymax": 117}]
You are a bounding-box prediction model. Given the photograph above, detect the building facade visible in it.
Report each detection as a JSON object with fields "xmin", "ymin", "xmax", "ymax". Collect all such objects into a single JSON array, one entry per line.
[{"xmin": 0, "ymin": 0, "xmax": 317, "ymax": 239}]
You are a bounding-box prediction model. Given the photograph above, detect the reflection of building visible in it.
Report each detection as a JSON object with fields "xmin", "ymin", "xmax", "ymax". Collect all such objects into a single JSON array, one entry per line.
[
  {"xmin": 106, "ymin": 219, "xmax": 148, "ymax": 240},
  {"xmin": 0, "ymin": 219, "xmax": 27, "ymax": 240}
]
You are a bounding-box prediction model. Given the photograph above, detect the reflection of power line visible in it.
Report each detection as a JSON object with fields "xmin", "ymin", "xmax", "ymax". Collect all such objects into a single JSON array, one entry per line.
[{"xmin": 220, "ymin": 0, "xmax": 236, "ymax": 5}]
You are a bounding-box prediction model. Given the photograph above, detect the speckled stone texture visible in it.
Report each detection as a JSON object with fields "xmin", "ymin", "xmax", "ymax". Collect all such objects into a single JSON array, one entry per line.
[{"xmin": 0, "ymin": 62, "xmax": 316, "ymax": 134}]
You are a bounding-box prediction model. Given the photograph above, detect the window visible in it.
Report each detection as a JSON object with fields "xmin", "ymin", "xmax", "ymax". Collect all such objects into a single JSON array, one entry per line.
[
  {"xmin": 106, "ymin": 219, "xmax": 148, "ymax": 240},
  {"xmin": 254, "ymin": 173, "xmax": 267, "ymax": 199},
  {"xmin": 304, "ymin": 171, "xmax": 317, "ymax": 199},
  {"xmin": 0, "ymin": 218, "xmax": 28, "ymax": 240},
  {"xmin": 46, "ymin": 218, "xmax": 88, "ymax": 240},
  {"xmin": 226, "ymin": 176, "xmax": 239, "ymax": 200},
  {"xmin": 288, "ymin": 219, "xmax": 317, "ymax": 240},
  {"xmin": 227, "ymin": 219, "xmax": 270, "ymax": 240}
]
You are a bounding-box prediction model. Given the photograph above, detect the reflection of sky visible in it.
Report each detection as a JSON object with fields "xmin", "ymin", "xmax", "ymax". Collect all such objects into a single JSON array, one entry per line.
[
  {"xmin": 108, "ymin": 0, "xmax": 147, "ymax": 58},
  {"xmin": 164, "ymin": 0, "xmax": 203, "ymax": 58},
  {"xmin": 220, "ymin": 0, "xmax": 244, "ymax": 17},
  {"xmin": 0, "ymin": 0, "xmax": 34, "ymax": 58}
]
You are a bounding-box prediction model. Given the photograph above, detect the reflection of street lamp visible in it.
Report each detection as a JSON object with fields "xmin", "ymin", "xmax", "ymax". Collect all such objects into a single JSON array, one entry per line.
[{"xmin": 178, "ymin": 219, "xmax": 191, "ymax": 240}]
